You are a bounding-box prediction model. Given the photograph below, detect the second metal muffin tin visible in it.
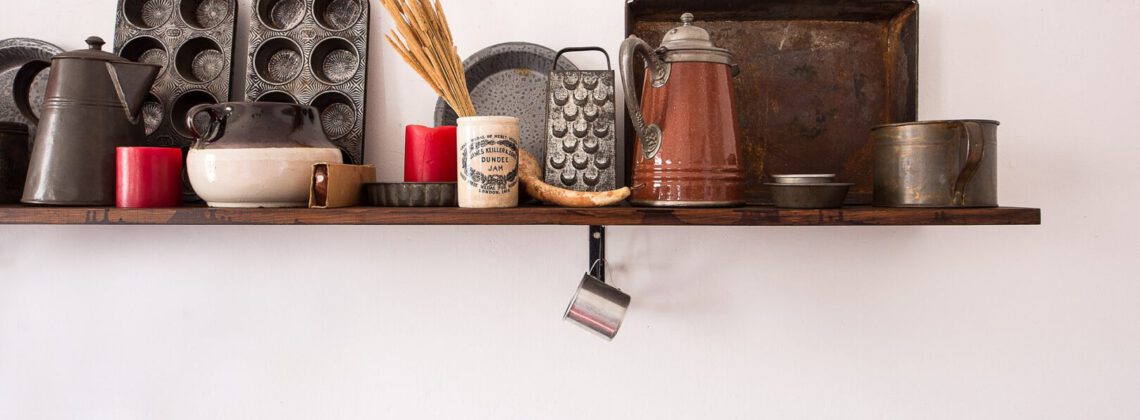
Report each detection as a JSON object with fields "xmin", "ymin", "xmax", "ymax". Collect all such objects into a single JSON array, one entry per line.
[
  {"xmin": 245, "ymin": 0, "xmax": 370, "ymax": 164},
  {"xmin": 113, "ymin": 0, "xmax": 239, "ymax": 148}
]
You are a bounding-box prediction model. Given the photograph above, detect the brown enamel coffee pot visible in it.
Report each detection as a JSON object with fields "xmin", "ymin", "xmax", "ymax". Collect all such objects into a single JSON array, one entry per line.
[
  {"xmin": 14, "ymin": 37, "xmax": 161, "ymax": 205},
  {"xmin": 620, "ymin": 13, "xmax": 745, "ymax": 207}
]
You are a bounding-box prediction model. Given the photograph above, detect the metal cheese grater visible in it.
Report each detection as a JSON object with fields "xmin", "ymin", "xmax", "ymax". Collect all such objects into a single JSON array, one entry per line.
[{"xmin": 544, "ymin": 47, "xmax": 617, "ymax": 191}]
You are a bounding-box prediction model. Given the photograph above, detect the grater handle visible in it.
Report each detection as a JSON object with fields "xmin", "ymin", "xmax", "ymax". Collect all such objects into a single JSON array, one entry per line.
[{"xmin": 553, "ymin": 47, "xmax": 612, "ymax": 71}]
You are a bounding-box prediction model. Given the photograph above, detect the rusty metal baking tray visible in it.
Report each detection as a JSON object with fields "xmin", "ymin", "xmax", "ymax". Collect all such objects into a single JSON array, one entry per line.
[
  {"xmin": 113, "ymin": 0, "xmax": 239, "ymax": 149},
  {"xmin": 244, "ymin": 0, "xmax": 370, "ymax": 165},
  {"xmin": 625, "ymin": 0, "xmax": 919, "ymax": 204}
]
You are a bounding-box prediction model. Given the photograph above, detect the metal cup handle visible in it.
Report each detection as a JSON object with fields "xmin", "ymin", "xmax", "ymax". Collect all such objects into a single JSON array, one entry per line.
[
  {"xmin": 619, "ymin": 36, "xmax": 669, "ymax": 160},
  {"xmin": 186, "ymin": 104, "xmax": 229, "ymax": 144},
  {"xmin": 952, "ymin": 121, "xmax": 986, "ymax": 205}
]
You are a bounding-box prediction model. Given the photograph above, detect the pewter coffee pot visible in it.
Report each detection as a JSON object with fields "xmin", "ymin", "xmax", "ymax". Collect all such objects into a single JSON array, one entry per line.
[
  {"xmin": 14, "ymin": 36, "xmax": 161, "ymax": 205},
  {"xmin": 620, "ymin": 13, "xmax": 745, "ymax": 207}
]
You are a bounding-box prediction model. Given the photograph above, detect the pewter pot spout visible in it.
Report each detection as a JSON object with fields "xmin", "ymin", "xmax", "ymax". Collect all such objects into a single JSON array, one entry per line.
[{"xmin": 109, "ymin": 61, "xmax": 161, "ymax": 120}]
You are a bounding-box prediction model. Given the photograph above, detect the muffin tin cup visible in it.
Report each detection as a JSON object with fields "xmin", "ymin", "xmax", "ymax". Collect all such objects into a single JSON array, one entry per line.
[
  {"xmin": 253, "ymin": 37, "xmax": 304, "ymax": 85},
  {"xmin": 171, "ymin": 90, "xmax": 219, "ymax": 138},
  {"xmin": 245, "ymin": 0, "xmax": 369, "ymax": 164},
  {"xmin": 140, "ymin": 93, "xmax": 165, "ymax": 136},
  {"xmin": 310, "ymin": 37, "xmax": 359, "ymax": 86},
  {"xmin": 123, "ymin": 0, "xmax": 173, "ymax": 29},
  {"xmin": 120, "ymin": 36, "xmax": 169, "ymax": 76},
  {"xmin": 313, "ymin": 0, "xmax": 363, "ymax": 31},
  {"xmin": 175, "ymin": 37, "xmax": 225, "ymax": 84},
  {"xmin": 179, "ymin": 0, "xmax": 231, "ymax": 30},
  {"xmin": 257, "ymin": 0, "xmax": 307, "ymax": 31},
  {"xmin": 255, "ymin": 90, "xmax": 299, "ymax": 104}
]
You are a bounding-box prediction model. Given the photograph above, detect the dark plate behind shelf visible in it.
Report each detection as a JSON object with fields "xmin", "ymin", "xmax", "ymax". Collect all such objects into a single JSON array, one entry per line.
[
  {"xmin": 244, "ymin": 0, "xmax": 370, "ymax": 165},
  {"xmin": 434, "ymin": 42, "xmax": 578, "ymax": 167},
  {"xmin": 626, "ymin": 0, "xmax": 919, "ymax": 204},
  {"xmin": 0, "ymin": 38, "xmax": 63, "ymax": 147}
]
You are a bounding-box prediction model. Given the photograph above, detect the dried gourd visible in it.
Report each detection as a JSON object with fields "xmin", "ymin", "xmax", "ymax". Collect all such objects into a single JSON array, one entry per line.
[{"xmin": 518, "ymin": 149, "xmax": 630, "ymax": 208}]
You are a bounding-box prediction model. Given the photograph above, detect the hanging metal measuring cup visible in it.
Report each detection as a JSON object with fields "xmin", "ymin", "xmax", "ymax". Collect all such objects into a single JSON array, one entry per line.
[
  {"xmin": 564, "ymin": 259, "xmax": 631, "ymax": 340},
  {"xmin": 544, "ymin": 47, "xmax": 618, "ymax": 192}
]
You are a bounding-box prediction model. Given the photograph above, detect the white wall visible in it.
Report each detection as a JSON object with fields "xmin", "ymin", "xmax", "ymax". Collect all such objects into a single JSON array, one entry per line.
[{"xmin": 2, "ymin": 0, "xmax": 1138, "ymax": 419}]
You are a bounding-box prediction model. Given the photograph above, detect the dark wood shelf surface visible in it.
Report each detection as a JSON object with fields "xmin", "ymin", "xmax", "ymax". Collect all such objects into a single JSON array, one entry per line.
[{"xmin": 0, "ymin": 205, "xmax": 1041, "ymax": 226}]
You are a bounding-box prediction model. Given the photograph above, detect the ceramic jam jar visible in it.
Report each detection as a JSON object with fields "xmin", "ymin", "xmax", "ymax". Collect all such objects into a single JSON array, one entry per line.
[{"xmin": 186, "ymin": 102, "xmax": 343, "ymax": 208}]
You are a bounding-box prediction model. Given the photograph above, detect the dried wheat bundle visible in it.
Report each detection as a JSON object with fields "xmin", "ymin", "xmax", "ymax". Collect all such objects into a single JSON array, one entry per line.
[{"xmin": 379, "ymin": 0, "xmax": 475, "ymax": 117}]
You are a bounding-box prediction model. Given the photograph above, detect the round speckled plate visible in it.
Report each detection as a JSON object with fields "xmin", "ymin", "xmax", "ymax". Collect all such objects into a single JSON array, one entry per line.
[
  {"xmin": 0, "ymin": 38, "xmax": 62, "ymax": 147},
  {"xmin": 434, "ymin": 42, "xmax": 577, "ymax": 165}
]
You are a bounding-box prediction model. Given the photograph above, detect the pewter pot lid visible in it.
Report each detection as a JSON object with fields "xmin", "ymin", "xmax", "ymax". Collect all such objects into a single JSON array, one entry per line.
[
  {"xmin": 54, "ymin": 37, "xmax": 132, "ymax": 62},
  {"xmin": 657, "ymin": 13, "xmax": 734, "ymax": 65}
]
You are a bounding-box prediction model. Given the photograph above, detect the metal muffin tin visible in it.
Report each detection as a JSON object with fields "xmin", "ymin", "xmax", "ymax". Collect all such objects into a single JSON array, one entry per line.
[
  {"xmin": 113, "ymin": 0, "xmax": 238, "ymax": 148},
  {"xmin": 245, "ymin": 0, "xmax": 369, "ymax": 164}
]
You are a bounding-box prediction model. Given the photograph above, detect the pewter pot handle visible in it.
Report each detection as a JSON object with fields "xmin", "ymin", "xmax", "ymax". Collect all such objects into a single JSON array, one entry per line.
[
  {"xmin": 952, "ymin": 121, "xmax": 986, "ymax": 205},
  {"xmin": 12, "ymin": 60, "xmax": 51, "ymax": 125},
  {"xmin": 620, "ymin": 36, "xmax": 669, "ymax": 160},
  {"xmin": 187, "ymin": 104, "xmax": 230, "ymax": 144}
]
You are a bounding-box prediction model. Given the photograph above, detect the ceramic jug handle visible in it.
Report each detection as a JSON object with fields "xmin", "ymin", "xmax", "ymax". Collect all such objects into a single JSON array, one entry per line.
[
  {"xmin": 620, "ymin": 36, "xmax": 669, "ymax": 160},
  {"xmin": 952, "ymin": 121, "xmax": 986, "ymax": 206},
  {"xmin": 12, "ymin": 60, "xmax": 51, "ymax": 125},
  {"xmin": 187, "ymin": 104, "xmax": 227, "ymax": 144}
]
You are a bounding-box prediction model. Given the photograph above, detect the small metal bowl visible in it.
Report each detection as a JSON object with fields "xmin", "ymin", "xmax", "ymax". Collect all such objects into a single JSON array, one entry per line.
[
  {"xmin": 364, "ymin": 182, "xmax": 457, "ymax": 207},
  {"xmin": 770, "ymin": 174, "xmax": 836, "ymax": 184},
  {"xmin": 765, "ymin": 183, "xmax": 854, "ymax": 209}
]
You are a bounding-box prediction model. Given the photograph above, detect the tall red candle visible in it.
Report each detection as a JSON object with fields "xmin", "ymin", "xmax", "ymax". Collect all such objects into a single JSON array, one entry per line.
[
  {"xmin": 404, "ymin": 125, "xmax": 457, "ymax": 182},
  {"xmin": 116, "ymin": 147, "xmax": 183, "ymax": 208}
]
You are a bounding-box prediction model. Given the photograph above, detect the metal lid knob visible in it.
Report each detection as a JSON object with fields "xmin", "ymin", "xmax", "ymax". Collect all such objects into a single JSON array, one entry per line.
[
  {"xmin": 655, "ymin": 12, "xmax": 734, "ymax": 65},
  {"xmin": 86, "ymin": 36, "xmax": 105, "ymax": 51},
  {"xmin": 56, "ymin": 36, "xmax": 129, "ymax": 62},
  {"xmin": 660, "ymin": 13, "xmax": 717, "ymax": 51}
]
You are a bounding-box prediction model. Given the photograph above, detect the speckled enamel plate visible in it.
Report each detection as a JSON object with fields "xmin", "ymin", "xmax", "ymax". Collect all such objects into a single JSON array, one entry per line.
[
  {"xmin": 434, "ymin": 42, "xmax": 577, "ymax": 164},
  {"xmin": 0, "ymin": 38, "xmax": 62, "ymax": 146}
]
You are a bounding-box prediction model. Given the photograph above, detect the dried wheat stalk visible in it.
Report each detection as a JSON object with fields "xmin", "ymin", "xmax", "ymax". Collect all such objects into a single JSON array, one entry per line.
[{"xmin": 379, "ymin": 0, "xmax": 476, "ymax": 117}]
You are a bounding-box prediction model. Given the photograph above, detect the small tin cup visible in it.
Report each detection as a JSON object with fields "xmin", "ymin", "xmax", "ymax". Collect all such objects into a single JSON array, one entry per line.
[{"xmin": 564, "ymin": 265, "xmax": 631, "ymax": 340}]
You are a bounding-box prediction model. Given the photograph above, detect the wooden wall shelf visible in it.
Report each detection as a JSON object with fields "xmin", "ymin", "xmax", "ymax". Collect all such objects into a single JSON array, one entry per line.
[{"xmin": 0, "ymin": 205, "xmax": 1041, "ymax": 226}]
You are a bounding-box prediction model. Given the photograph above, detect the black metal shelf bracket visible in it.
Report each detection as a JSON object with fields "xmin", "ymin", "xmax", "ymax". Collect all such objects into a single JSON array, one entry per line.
[{"xmin": 589, "ymin": 225, "xmax": 605, "ymax": 283}]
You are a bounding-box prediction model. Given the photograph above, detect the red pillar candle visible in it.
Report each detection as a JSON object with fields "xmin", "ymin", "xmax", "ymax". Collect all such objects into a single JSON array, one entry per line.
[
  {"xmin": 404, "ymin": 125, "xmax": 457, "ymax": 182},
  {"xmin": 116, "ymin": 147, "xmax": 183, "ymax": 208}
]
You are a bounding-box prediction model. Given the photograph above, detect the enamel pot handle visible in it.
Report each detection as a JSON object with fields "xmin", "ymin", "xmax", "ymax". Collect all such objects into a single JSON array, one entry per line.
[
  {"xmin": 187, "ymin": 104, "xmax": 228, "ymax": 144},
  {"xmin": 12, "ymin": 60, "xmax": 51, "ymax": 125},
  {"xmin": 619, "ymin": 36, "xmax": 669, "ymax": 160}
]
